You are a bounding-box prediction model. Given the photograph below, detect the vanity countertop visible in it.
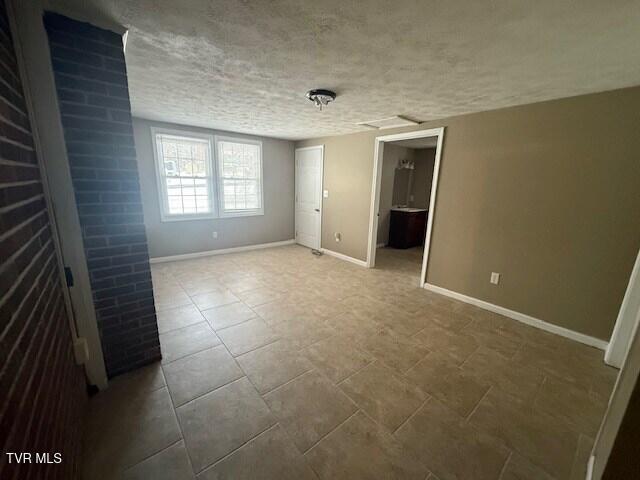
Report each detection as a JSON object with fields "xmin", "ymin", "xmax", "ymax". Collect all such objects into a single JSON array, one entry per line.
[{"xmin": 390, "ymin": 207, "xmax": 428, "ymax": 213}]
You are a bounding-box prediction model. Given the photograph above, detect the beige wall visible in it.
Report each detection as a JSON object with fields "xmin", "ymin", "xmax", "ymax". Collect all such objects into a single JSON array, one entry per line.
[
  {"xmin": 377, "ymin": 144, "xmax": 412, "ymax": 244},
  {"xmin": 410, "ymin": 148, "xmax": 436, "ymax": 209},
  {"xmin": 297, "ymin": 87, "xmax": 640, "ymax": 340},
  {"xmin": 133, "ymin": 118, "xmax": 295, "ymax": 258}
]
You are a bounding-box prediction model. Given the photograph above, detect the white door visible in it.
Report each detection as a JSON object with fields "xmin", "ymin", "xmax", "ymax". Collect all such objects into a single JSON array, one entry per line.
[{"xmin": 295, "ymin": 146, "xmax": 323, "ymax": 249}]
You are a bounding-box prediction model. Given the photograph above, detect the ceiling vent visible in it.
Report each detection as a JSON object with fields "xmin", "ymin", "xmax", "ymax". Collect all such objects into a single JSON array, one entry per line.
[{"xmin": 357, "ymin": 115, "xmax": 419, "ymax": 130}]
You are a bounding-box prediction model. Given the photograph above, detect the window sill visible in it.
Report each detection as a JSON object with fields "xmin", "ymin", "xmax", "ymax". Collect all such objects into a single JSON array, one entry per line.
[
  {"xmin": 218, "ymin": 209, "xmax": 264, "ymax": 219},
  {"xmin": 159, "ymin": 213, "xmax": 216, "ymax": 223}
]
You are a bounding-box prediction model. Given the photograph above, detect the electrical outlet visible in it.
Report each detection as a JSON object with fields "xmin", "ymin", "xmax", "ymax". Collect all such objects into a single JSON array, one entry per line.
[
  {"xmin": 490, "ymin": 272, "xmax": 500, "ymax": 285},
  {"xmin": 212, "ymin": 231, "xmax": 218, "ymax": 239},
  {"xmin": 335, "ymin": 232, "xmax": 341, "ymax": 242}
]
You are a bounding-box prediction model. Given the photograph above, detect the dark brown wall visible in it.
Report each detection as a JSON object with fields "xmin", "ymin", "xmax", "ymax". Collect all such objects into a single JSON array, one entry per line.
[
  {"xmin": 0, "ymin": 1, "xmax": 86, "ymax": 478},
  {"xmin": 603, "ymin": 374, "xmax": 640, "ymax": 479},
  {"xmin": 43, "ymin": 13, "xmax": 160, "ymax": 377}
]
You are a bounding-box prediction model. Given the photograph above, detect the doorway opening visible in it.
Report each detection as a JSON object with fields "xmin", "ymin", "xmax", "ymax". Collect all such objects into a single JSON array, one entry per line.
[{"xmin": 366, "ymin": 128, "xmax": 445, "ymax": 287}]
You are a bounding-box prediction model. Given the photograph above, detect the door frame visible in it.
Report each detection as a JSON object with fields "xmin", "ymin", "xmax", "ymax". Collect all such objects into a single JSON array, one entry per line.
[
  {"xmin": 9, "ymin": 0, "xmax": 108, "ymax": 388},
  {"xmin": 366, "ymin": 127, "xmax": 445, "ymax": 287},
  {"xmin": 294, "ymin": 145, "xmax": 324, "ymax": 250},
  {"xmin": 605, "ymin": 248, "xmax": 640, "ymax": 367}
]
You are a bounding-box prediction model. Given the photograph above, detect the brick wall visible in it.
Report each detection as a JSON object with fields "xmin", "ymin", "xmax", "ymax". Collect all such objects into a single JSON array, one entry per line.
[
  {"xmin": 43, "ymin": 13, "xmax": 160, "ymax": 377},
  {"xmin": 0, "ymin": 1, "xmax": 86, "ymax": 479}
]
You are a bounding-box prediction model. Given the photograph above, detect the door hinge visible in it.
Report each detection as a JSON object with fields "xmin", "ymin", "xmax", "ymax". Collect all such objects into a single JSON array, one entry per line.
[{"xmin": 64, "ymin": 266, "xmax": 74, "ymax": 287}]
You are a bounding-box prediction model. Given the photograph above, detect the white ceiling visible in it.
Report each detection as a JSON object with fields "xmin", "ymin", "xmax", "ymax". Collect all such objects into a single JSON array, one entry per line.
[{"xmin": 48, "ymin": 0, "xmax": 640, "ymax": 140}]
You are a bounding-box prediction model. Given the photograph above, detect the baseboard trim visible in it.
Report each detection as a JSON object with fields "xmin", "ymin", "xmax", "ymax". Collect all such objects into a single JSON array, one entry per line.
[
  {"xmin": 376, "ymin": 242, "xmax": 386, "ymax": 248},
  {"xmin": 320, "ymin": 248, "xmax": 368, "ymax": 267},
  {"xmin": 149, "ymin": 239, "xmax": 296, "ymax": 264},
  {"xmin": 424, "ymin": 283, "xmax": 609, "ymax": 351}
]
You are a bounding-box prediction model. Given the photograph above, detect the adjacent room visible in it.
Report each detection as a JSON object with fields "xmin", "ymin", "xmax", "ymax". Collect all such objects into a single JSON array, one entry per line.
[{"xmin": 2, "ymin": 1, "xmax": 640, "ymax": 480}]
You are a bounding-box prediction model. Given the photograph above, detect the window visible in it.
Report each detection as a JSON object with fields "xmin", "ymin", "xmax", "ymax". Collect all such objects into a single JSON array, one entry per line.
[
  {"xmin": 215, "ymin": 136, "xmax": 264, "ymax": 217},
  {"xmin": 152, "ymin": 129, "xmax": 215, "ymax": 221}
]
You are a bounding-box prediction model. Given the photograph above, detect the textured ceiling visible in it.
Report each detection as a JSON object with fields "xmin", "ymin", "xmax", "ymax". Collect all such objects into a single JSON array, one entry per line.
[{"xmin": 47, "ymin": 0, "xmax": 640, "ymax": 140}]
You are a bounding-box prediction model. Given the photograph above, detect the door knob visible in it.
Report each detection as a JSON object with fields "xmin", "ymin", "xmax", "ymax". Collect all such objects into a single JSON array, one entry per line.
[{"xmin": 314, "ymin": 208, "xmax": 320, "ymax": 212}]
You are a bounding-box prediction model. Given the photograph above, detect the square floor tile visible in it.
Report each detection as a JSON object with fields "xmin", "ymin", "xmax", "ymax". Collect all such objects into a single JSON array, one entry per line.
[
  {"xmin": 273, "ymin": 316, "xmax": 335, "ymax": 349},
  {"xmin": 160, "ymin": 322, "xmax": 221, "ymax": 364},
  {"xmin": 163, "ymin": 345, "xmax": 244, "ymax": 406},
  {"xmin": 217, "ymin": 318, "xmax": 280, "ymax": 356},
  {"xmin": 192, "ymin": 289, "xmax": 239, "ymax": 310},
  {"xmin": 155, "ymin": 291, "xmax": 193, "ymax": 312},
  {"xmin": 404, "ymin": 352, "xmax": 490, "ymax": 417},
  {"xmin": 340, "ymin": 362, "xmax": 426, "ymax": 433},
  {"xmin": 236, "ymin": 340, "xmax": 313, "ymax": 394},
  {"xmin": 83, "ymin": 387, "xmax": 182, "ymax": 479},
  {"xmin": 237, "ymin": 287, "xmax": 284, "ymax": 307},
  {"xmin": 177, "ymin": 377, "xmax": 275, "ymax": 473},
  {"xmin": 412, "ymin": 321, "xmax": 480, "ymax": 364},
  {"xmin": 197, "ymin": 424, "xmax": 317, "ymax": 480},
  {"xmin": 121, "ymin": 440, "xmax": 194, "ymax": 480},
  {"xmin": 358, "ymin": 328, "xmax": 430, "ymax": 374},
  {"xmin": 500, "ymin": 453, "xmax": 555, "ymax": 480},
  {"xmin": 469, "ymin": 387, "xmax": 579, "ymax": 479},
  {"xmin": 460, "ymin": 347, "xmax": 544, "ymax": 401},
  {"xmin": 394, "ymin": 398, "xmax": 509, "ymax": 480},
  {"xmin": 305, "ymin": 411, "xmax": 427, "ymax": 480},
  {"xmin": 305, "ymin": 336, "xmax": 373, "ymax": 383},
  {"xmin": 157, "ymin": 304, "xmax": 205, "ymax": 334},
  {"xmin": 264, "ymin": 370, "xmax": 358, "ymax": 452},
  {"xmin": 202, "ymin": 302, "xmax": 256, "ymax": 330},
  {"xmin": 533, "ymin": 376, "xmax": 607, "ymax": 437}
]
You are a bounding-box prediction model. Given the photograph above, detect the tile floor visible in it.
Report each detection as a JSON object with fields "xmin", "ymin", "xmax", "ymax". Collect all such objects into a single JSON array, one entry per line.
[{"xmin": 83, "ymin": 245, "xmax": 618, "ymax": 480}]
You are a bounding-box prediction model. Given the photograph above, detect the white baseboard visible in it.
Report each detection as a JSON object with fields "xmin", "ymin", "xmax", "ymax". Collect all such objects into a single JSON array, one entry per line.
[
  {"xmin": 586, "ymin": 455, "xmax": 595, "ymax": 480},
  {"xmin": 150, "ymin": 239, "xmax": 295, "ymax": 264},
  {"xmin": 424, "ymin": 283, "xmax": 608, "ymax": 351},
  {"xmin": 320, "ymin": 248, "xmax": 368, "ymax": 267},
  {"xmin": 376, "ymin": 242, "xmax": 386, "ymax": 248}
]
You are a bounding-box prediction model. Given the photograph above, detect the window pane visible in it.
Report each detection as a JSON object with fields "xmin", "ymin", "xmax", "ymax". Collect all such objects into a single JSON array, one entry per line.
[
  {"xmin": 156, "ymin": 133, "xmax": 213, "ymax": 218},
  {"xmin": 218, "ymin": 140, "xmax": 262, "ymax": 213}
]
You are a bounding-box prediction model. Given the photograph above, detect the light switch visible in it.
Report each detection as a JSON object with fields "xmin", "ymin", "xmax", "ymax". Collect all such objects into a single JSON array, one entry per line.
[
  {"xmin": 323, "ymin": 190, "xmax": 329, "ymax": 198},
  {"xmin": 490, "ymin": 272, "xmax": 500, "ymax": 285}
]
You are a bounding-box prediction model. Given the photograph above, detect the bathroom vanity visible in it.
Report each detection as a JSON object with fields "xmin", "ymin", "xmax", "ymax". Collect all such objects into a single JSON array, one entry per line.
[{"xmin": 388, "ymin": 207, "xmax": 428, "ymax": 248}]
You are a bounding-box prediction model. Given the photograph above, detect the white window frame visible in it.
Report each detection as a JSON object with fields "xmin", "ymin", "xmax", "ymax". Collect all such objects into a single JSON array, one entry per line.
[
  {"xmin": 214, "ymin": 135, "xmax": 264, "ymax": 218},
  {"xmin": 151, "ymin": 127, "xmax": 217, "ymax": 222}
]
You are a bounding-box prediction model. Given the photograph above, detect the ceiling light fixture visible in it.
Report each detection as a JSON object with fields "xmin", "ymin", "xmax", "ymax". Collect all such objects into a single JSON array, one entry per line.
[{"xmin": 306, "ymin": 89, "xmax": 336, "ymax": 110}]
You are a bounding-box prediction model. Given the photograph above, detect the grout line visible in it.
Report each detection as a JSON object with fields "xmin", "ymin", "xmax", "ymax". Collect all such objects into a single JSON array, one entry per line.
[
  {"xmin": 260, "ymin": 368, "xmax": 315, "ymax": 397},
  {"xmin": 302, "ymin": 408, "xmax": 362, "ymax": 455},
  {"xmin": 392, "ymin": 396, "xmax": 432, "ymax": 436},
  {"xmin": 172, "ymin": 374, "xmax": 249, "ymax": 410},
  {"xmin": 335, "ymin": 357, "xmax": 376, "ymax": 386},
  {"xmin": 465, "ymin": 385, "xmax": 492, "ymax": 423},
  {"xmin": 209, "ymin": 314, "xmax": 258, "ymax": 333},
  {"xmin": 497, "ymin": 450, "xmax": 513, "ymax": 480},
  {"xmin": 227, "ymin": 337, "xmax": 282, "ymax": 358},
  {"xmin": 259, "ymin": 366, "xmax": 316, "ymax": 397},
  {"xmin": 194, "ymin": 419, "xmax": 278, "ymax": 475},
  {"xmin": 120, "ymin": 437, "xmax": 185, "ymax": 474}
]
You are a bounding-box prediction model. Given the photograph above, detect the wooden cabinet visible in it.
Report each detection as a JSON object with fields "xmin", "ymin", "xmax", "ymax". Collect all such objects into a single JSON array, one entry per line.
[{"xmin": 388, "ymin": 209, "xmax": 427, "ymax": 249}]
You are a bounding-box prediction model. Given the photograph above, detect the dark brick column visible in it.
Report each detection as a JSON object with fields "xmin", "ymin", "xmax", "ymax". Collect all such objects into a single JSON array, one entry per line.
[{"xmin": 43, "ymin": 12, "xmax": 160, "ymax": 377}]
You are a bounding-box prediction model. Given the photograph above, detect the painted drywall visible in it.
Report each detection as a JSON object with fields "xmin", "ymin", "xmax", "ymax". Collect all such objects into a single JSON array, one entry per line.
[
  {"xmin": 377, "ymin": 144, "xmax": 412, "ymax": 245},
  {"xmin": 297, "ymin": 86, "xmax": 640, "ymax": 340},
  {"xmin": 410, "ymin": 148, "xmax": 436, "ymax": 209},
  {"xmin": 133, "ymin": 118, "xmax": 295, "ymax": 258}
]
